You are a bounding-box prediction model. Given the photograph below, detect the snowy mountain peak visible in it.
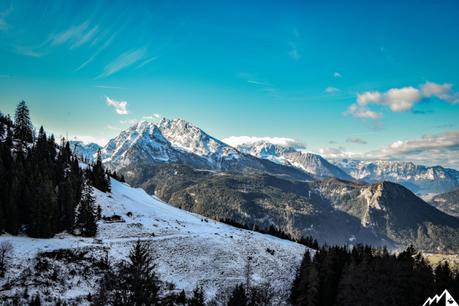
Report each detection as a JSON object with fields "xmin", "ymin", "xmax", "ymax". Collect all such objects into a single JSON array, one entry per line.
[
  {"xmin": 235, "ymin": 141, "xmax": 353, "ymax": 180},
  {"xmin": 158, "ymin": 117, "xmax": 238, "ymax": 158}
]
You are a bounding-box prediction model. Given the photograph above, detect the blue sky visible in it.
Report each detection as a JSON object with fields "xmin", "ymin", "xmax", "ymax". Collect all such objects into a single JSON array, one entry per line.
[{"xmin": 0, "ymin": 0, "xmax": 458, "ymax": 168}]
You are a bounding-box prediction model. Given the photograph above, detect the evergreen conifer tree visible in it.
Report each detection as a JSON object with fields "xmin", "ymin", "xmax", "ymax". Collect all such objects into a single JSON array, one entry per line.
[
  {"xmin": 75, "ymin": 180, "xmax": 97, "ymax": 237},
  {"xmin": 13, "ymin": 101, "xmax": 33, "ymax": 143}
]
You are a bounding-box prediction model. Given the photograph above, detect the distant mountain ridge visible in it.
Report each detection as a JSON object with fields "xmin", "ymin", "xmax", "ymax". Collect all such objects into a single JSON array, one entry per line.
[
  {"xmin": 333, "ymin": 159, "xmax": 459, "ymax": 195},
  {"xmin": 236, "ymin": 141, "xmax": 353, "ymax": 180}
]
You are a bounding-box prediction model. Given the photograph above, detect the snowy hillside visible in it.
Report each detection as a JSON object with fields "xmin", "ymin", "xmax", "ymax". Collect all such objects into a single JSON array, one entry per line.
[{"xmin": 0, "ymin": 179, "xmax": 307, "ymax": 305}]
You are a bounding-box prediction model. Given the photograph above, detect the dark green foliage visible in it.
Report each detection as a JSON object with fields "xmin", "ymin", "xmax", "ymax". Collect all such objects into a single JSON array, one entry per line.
[
  {"xmin": 13, "ymin": 101, "xmax": 33, "ymax": 143},
  {"xmin": 188, "ymin": 286, "xmax": 205, "ymax": 306},
  {"xmin": 290, "ymin": 244, "xmax": 457, "ymax": 306},
  {"xmin": 93, "ymin": 240, "xmax": 160, "ymax": 306},
  {"xmin": 227, "ymin": 284, "xmax": 248, "ymax": 306},
  {"xmin": 0, "ymin": 103, "xmax": 84, "ymax": 237},
  {"xmin": 75, "ymin": 181, "xmax": 98, "ymax": 237},
  {"xmin": 86, "ymin": 150, "xmax": 111, "ymax": 193}
]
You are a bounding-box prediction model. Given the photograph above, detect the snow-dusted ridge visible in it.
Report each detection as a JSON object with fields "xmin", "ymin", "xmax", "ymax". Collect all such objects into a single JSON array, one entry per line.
[{"xmin": 0, "ymin": 178, "xmax": 307, "ymax": 304}]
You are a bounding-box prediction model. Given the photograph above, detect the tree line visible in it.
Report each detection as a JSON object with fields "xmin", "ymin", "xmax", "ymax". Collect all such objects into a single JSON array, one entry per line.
[
  {"xmin": 0, "ymin": 101, "xmax": 111, "ymax": 238},
  {"xmin": 290, "ymin": 244, "xmax": 459, "ymax": 306}
]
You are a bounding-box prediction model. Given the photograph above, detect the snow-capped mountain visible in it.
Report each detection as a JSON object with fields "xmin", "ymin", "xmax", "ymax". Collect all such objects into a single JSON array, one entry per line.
[
  {"xmin": 0, "ymin": 178, "xmax": 307, "ymax": 304},
  {"xmin": 69, "ymin": 140, "xmax": 101, "ymax": 160},
  {"xmin": 236, "ymin": 141, "xmax": 353, "ymax": 180},
  {"xmin": 333, "ymin": 159, "xmax": 459, "ymax": 195},
  {"xmin": 101, "ymin": 119, "xmax": 313, "ymax": 181}
]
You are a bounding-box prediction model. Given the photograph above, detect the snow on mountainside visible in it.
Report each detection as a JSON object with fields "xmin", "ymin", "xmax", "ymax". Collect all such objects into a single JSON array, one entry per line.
[
  {"xmin": 100, "ymin": 119, "xmax": 313, "ymax": 181},
  {"xmin": 236, "ymin": 141, "xmax": 353, "ymax": 180},
  {"xmin": 158, "ymin": 118, "xmax": 240, "ymax": 161},
  {"xmin": 0, "ymin": 179, "xmax": 306, "ymax": 305},
  {"xmin": 101, "ymin": 119, "xmax": 243, "ymax": 170},
  {"xmin": 333, "ymin": 159, "xmax": 459, "ymax": 195}
]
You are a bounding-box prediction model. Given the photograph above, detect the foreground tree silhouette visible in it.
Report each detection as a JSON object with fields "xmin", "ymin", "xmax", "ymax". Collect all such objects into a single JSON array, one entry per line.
[
  {"xmin": 94, "ymin": 240, "xmax": 159, "ymax": 305},
  {"xmin": 13, "ymin": 101, "xmax": 33, "ymax": 144},
  {"xmin": 227, "ymin": 284, "xmax": 248, "ymax": 306},
  {"xmin": 75, "ymin": 180, "xmax": 97, "ymax": 237}
]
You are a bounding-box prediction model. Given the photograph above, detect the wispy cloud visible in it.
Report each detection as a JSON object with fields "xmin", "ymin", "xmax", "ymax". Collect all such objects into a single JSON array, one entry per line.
[
  {"xmin": 346, "ymin": 81, "xmax": 459, "ymax": 121},
  {"xmin": 120, "ymin": 119, "xmax": 139, "ymax": 125},
  {"xmin": 75, "ymin": 32, "xmax": 116, "ymax": 72},
  {"xmin": 0, "ymin": 5, "xmax": 13, "ymax": 31},
  {"xmin": 346, "ymin": 137, "xmax": 367, "ymax": 144},
  {"xmin": 135, "ymin": 56, "xmax": 158, "ymax": 70},
  {"xmin": 288, "ymin": 42, "xmax": 301, "ymax": 61},
  {"xmin": 334, "ymin": 72, "xmax": 342, "ymax": 78},
  {"xmin": 317, "ymin": 130, "xmax": 459, "ymax": 169},
  {"xmin": 143, "ymin": 114, "xmax": 161, "ymax": 120},
  {"xmin": 288, "ymin": 27, "xmax": 301, "ymax": 61},
  {"xmin": 105, "ymin": 96, "xmax": 128, "ymax": 115},
  {"xmin": 51, "ymin": 21, "xmax": 99, "ymax": 49},
  {"xmin": 97, "ymin": 48, "xmax": 148, "ymax": 79},
  {"xmin": 71, "ymin": 135, "xmax": 108, "ymax": 146},
  {"xmin": 106, "ymin": 124, "xmax": 121, "ymax": 131},
  {"xmin": 325, "ymin": 86, "xmax": 340, "ymax": 94},
  {"xmin": 239, "ymin": 72, "xmax": 279, "ymax": 97},
  {"xmin": 95, "ymin": 85, "xmax": 123, "ymax": 89}
]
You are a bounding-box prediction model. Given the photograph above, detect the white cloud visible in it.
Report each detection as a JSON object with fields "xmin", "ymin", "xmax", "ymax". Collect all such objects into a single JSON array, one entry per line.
[
  {"xmin": 97, "ymin": 48, "xmax": 148, "ymax": 79},
  {"xmin": 421, "ymin": 81, "xmax": 459, "ymax": 104},
  {"xmin": 325, "ymin": 86, "xmax": 340, "ymax": 94},
  {"xmin": 346, "ymin": 104, "xmax": 383, "ymax": 120},
  {"xmin": 143, "ymin": 113, "xmax": 161, "ymax": 120},
  {"xmin": 317, "ymin": 130, "xmax": 459, "ymax": 169},
  {"xmin": 223, "ymin": 136, "xmax": 306, "ymax": 149},
  {"xmin": 71, "ymin": 135, "xmax": 108, "ymax": 146},
  {"xmin": 334, "ymin": 72, "xmax": 342, "ymax": 78},
  {"xmin": 51, "ymin": 21, "xmax": 99, "ymax": 49},
  {"xmin": 105, "ymin": 96, "xmax": 128, "ymax": 115},
  {"xmin": 106, "ymin": 124, "xmax": 121, "ymax": 131},
  {"xmin": 315, "ymin": 147, "xmax": 356, "ymax": 159},
  {"xmin": 347, "ymin": 81, "xmax": 459, "ymax": 120},
  {"xmin": 120, "ymin": 119, "xmax": 139, "ymax": 125},
  {"xmin": 365, "ymin": 130, "xmax": 459, "ymax": 169}
]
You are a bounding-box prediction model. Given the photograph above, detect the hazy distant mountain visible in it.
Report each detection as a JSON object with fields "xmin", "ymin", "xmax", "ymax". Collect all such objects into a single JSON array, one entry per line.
[
  {"xmin": 430, "ymin": 189, "xmax": 459, "ymax": 218},
  {"xmin": 68, "ymin": 140, "xmax": 101, "ymax": 161},
  {"xmin": 333, "ymin": 159, "xmax": 459, "ymax": 195},
  {"xmin": 101, "ymin": 119, "xmax": 313, "ymax": 181},
  {"xmin": 237, "ymin": 141, "xmax": 353, "ymax": 180}
]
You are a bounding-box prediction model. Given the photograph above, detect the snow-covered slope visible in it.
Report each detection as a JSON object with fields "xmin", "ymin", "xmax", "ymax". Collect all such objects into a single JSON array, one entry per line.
[
  {"xmin": 236, "ymin": 141, "xmax": 353, "ymax": 180},
  {"xmin": 0, "ymin": 179, "xmax": 307, "ymax": 305},
  {"xmin": 333, "ymin": 159, "xmax": 459, "ymax": 195}
]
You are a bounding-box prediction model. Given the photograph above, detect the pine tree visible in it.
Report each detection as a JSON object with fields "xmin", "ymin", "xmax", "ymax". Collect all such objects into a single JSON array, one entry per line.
[
  {"xmin": 227, "ymin": 284, "xmax": 248, "ymax": 306},
  {"xmin": 13, "ymin": 101, "xmax": 33, "ymax": 143},
  {"xmin": 75, "ymin": 181, "xmax": 97, "ymax": 237},
  {"xmin": 188, "ymin": 286, "xmax": 205, "ymax": 306},
  {"xmin": 119, "ymin": 240, "xmax": 159, "ymax": 305}
]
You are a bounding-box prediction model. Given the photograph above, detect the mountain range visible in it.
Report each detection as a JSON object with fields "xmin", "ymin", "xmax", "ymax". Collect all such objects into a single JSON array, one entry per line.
[{"xmin": 74, "ymin": 118, "xmax": 459, "ymax": 252}]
